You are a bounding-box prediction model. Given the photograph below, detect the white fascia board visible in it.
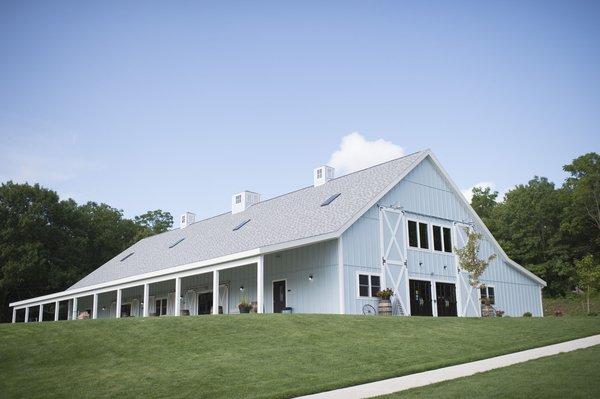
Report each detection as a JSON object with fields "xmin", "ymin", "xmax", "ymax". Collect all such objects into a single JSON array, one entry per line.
[
  {"xmin": 10, "ymin": 249, "xmax": 261, "ymax": 308},
  {"xmin": 425, "ymin": 151, "xmax": 547, "ymax": 287}
]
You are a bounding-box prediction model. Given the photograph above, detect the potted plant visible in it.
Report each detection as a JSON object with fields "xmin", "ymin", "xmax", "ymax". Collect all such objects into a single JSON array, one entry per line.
[
  {"xmin": 376, "ymin": 288, "xmax": 394, "ymax": 315},
  {"xmin": 238, "ymin": 293, "xmax": 252, "ymax": 314}
]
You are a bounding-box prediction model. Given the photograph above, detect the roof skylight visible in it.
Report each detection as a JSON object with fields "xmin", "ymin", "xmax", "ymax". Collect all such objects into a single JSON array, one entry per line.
[
  {"xmin": 120, "ymin": 252, "xmax": 134, "ymax": 262},
  {"xmin": 169, "ymin": 237, "xmax": 185, "ymax": 249},
  {"xmin": 321, "ymin": 193, "xmax": 341, "ymax": 206},
  {"xmin": 233, "ymin": 219, "xmax": 251, "ymax": 231}
]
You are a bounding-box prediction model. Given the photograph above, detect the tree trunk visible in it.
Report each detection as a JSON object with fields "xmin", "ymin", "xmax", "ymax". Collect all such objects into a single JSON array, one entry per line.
[{"xmin": 587, "ymin": 287, "xmax": 591, "ymax": 315}]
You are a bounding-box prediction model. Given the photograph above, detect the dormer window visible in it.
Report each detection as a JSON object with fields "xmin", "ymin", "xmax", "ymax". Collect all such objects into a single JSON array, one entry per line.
[
  {"xmin": 235, "ymin": 195, "xmax": 242, "ymax": 204},
  {"xmin": 317, "ymin": 169, "xmax": 323, "ymax": 179}
]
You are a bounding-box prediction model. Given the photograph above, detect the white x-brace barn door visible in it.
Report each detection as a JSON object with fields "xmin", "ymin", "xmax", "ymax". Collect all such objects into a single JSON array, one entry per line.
[
  {"xmin": 379, "ymin": 206, "xmax": 410, "ymax": 316},
  {"xmin": 453, "ymin": 223, "xmax": 481, "ymax": 317}
]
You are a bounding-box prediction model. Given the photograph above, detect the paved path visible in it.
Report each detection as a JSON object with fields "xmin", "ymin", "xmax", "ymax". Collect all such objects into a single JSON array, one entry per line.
[{"xmin": 296, "ymin": 334, "xmax": 600, "ymax": 399}]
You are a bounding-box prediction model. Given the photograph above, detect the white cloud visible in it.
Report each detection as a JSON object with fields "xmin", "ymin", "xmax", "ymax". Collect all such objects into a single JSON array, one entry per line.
[
  {"xmin": 328, "ymin": 132, "xmax": 405, "ymax": 175},
  {"xmin": 461, "ymin": 181, "xmax": 495, "ymax": 203}
]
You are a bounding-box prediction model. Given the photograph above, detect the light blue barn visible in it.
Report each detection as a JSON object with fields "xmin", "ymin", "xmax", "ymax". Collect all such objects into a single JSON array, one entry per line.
[{"xmin": 9, "ymin": 150, "xmax": 545, "ymax": 323}]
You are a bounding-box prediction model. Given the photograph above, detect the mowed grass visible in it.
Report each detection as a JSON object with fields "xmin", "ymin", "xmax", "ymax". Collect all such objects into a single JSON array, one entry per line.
[
  {"xmin": 0, "ymin": 315, "xmax": 599, "ymax": 399},
  {"xmin": 381, "ymin": 345, "xmax": 600, "ymax": 398}
]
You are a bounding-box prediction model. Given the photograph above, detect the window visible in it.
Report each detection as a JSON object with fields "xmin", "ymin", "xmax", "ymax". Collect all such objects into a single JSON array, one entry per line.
[
  {"xmin": 235, "ymin": 195, "xmax": 242, "ymax": 204},
  {"xmin": 408, "ymin": 221, "xmax": 418, "ymax": 247},
  {"xmin": 155, "ymin": 299, "xmax": 167, "ymax": 316},
  {"xmin": 433, "ymin": 226, "xmax": 443, "ymax": 251},
  {"xmin": 480, "ymin": 286, "xmax": 495, "ymax": 305},
  {"xmin": 317, "ymin": 168, "xmax": 323, "ymax": 179},
  {"xmin": 321, "ymin": 193, "xmax": 341, "ymax": 206},
  {"xmin": 233, "ymin": 218, "xmax": 251, "ymax": 231},
  {"xmin": 432, "ymin": 225, "xmax": 453, "ymax": 253},
  {"xmin": 443, "ymin": 227, "xmax": 452, "ymax": 253},
  {"xmin": 358, "ymin": 274, "xmax": 381, "ymax": 297},
  {"xmin": 408, "ymin": 220, "xmax": 429, "ymax": 249}
]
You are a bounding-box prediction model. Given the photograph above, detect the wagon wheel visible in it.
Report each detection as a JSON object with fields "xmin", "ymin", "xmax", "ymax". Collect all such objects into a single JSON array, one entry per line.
[{"xmin": 362, "ymin": 304, "xmax": 377, "ymax": 315}]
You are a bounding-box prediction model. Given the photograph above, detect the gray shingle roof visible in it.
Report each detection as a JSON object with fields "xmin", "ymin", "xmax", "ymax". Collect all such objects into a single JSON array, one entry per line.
[{"xmin": 69, "ymin": 151, "xmax": 425, "ymax": 290}]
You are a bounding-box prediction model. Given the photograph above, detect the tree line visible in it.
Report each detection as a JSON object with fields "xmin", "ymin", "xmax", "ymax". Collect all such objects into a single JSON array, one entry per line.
[
  {"xmin": 470, "ymin": 152, "xmax": 599, "ymax": 297},
  {"xmin": 0, "ymin": 182, "xmax": 172, "ymax": 323}
]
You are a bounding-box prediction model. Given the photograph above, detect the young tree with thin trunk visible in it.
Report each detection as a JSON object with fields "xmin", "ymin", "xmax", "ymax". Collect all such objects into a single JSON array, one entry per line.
[{"xmin": 575, "ymin": 255, "xmax": 600, "ymax": 315}]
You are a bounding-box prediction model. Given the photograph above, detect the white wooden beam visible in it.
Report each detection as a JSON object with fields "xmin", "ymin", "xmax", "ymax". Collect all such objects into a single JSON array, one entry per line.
[
  {"xmin": 12, "ymin": 308, "xmax": 16, "ymax": 323},
  {"xmin": 174, "ymin": 277, "xmax": 181, "ymax": 316},
  {"xmin": 39, "ymin": 304, "xmax": 43, "ymax": 322},
  {"xmin": 116, "ymin": 289, "xmax": 122, "ymax": 318},
  {"xmin": 54, "ymin": 301, "xmax": 60, "ymax": 321},
  {"xmin": 257, "ymin": 256, "xmax": 264, "ymax": 314},
  {"xmin": 338, "ymin": 237, "xmax": 345, "ymax": 314},
  {"xmin": 143, "ymin": 283, "xmax": 149, "ymax": 317},
  {"xmin": 212, "ymin": 270, "xmax": 219, "ymax": 315},
  {"xmin": 24, "ymin": 307, "xmax": 29, "ymax": 323},
  {"xmin": 67, "ymin": 299, "xmax": 72, "ymax": 320},
  {"xmin": 72, "ymin": 297, "xmax": 78, "ymax": 320},
  {"xmin": 92, "ymin": 293, "xmax": 98, "ymax": 319}
]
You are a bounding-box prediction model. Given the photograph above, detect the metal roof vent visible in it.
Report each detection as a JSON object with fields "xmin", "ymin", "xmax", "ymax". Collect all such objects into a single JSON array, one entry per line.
[
  {"xmin": 232, "ymin": 191, "xmax": 261, "ymax": 214},
  {"xmin": 314, "ymin": 165, "xmax": 334, "ymax": 187},
  {"xmin": 180, "ymin": 212, "xmax": 196, "ymax": 229}
]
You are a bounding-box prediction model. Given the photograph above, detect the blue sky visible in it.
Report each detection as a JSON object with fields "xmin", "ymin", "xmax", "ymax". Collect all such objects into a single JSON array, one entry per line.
[{"xmin": 1, "ymin": 1, "xmax": 598, "ymax": 221}]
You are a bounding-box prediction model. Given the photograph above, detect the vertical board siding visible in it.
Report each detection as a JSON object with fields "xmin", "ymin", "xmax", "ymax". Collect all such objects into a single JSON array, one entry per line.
[
  {"xmin": 264, "ymin": 240, "xmax": 339, "ymax": 314},
  {"xmin": 342, "ymin": 157, "xmax": 543, "ymax": 316}
]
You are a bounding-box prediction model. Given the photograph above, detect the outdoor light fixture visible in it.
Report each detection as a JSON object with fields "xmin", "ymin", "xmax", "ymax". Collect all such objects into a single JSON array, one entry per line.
[
  {"xmin": 101, "ymin": 306, "xmax": 106, "ymax": 311},
  {"xmin": 240, "ymin": 285, "xmax": 244, "ymax": 291},
  {"xmin": 308, "ymin": 274, "xmax": 314, "ymax": 281}
]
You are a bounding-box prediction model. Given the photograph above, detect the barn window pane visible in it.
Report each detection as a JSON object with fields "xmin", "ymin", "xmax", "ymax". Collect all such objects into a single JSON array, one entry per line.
[
  {"xmin": 488, "ymin": 287, "xmax": 495, "ymax": 304},
  {"xmin": 358, "ymin": 274, "xmax": 369, "ymax": 297},
  {"xmin": 370, "ymin": 275, "xmax": 381, "ymax": 297},
  {"xmin": 443, "ymin": 227, "xmax": 452, "ymax": 253},
  {"xmin": 433, "ymin": 225, "xmax": 442, "ymax": 251},
  {"xmin": 408, "ymin": 221, "xmax": 418, "ymax": 247},
  {"xmin": 419, "ymin": 222, "xmax": 429, "ymax": 249}
]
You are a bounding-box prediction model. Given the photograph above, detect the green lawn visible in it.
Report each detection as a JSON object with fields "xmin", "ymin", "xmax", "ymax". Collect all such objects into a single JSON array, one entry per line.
[
  {"xmin": 381, "ymin": 345, "xmax": 600, "ymax": 398},
  {"xmin": 0, "ymin": 315, "xmax": 599, "ymax": 399}
]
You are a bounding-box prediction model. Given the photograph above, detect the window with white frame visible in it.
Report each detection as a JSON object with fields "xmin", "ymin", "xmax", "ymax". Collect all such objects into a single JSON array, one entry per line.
[
  {"xmin": 155, "ymin": 298, "xmax": 167, "ymax": 316},
  {"xmin": 480, "ymin": 286, "xmax": 495, "ymax": 305},
  {"xmin": 316, "ymin": 168, "xmax": 323, "ymax": 179},
  {"xmin": 358, "ymin": 274, "xmax": 381, "ymax": 297},
  {"xmin": 408, "ymin": 220, "xmax": 429, "ymax": 249},
  {"xmin": 235, "ymin": 194, "xmax": 242, "ymax": 204},
  {"xmin": 432, "ymin": 225, "xmax": 453, "ymax": 253}
]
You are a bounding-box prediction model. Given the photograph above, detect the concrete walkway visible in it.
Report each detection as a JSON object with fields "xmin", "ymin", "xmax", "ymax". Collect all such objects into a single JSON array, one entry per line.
[{"xmin": 296, "ymin": 334, "xmax": 600, "ymax": 399}]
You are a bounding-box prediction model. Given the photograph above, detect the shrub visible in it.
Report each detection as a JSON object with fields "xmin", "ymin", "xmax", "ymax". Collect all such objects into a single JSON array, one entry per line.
[
  {"xmin": 523, "ymin": 311, "xmax": 532, "ymax": 317},
  {"xmin": 554, "ymin": 308, "xmax": 564, "ymax": 317}
]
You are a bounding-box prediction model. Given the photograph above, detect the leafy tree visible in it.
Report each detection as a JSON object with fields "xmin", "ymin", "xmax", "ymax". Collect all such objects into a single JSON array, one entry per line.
[
  {"xmin": 470, "ymin": 186, "xmax": 498, "ymax": 227},
  {"xmin": 575, "ymin": 255, "xmax": 600, "ymax": 314},
  {"xmin": 454, "ymin": 228, "xmax": 497, "ymax": 287},
  {"xmin": 133, "ymin": 209, "xmax": 173, "ymax": 242}
]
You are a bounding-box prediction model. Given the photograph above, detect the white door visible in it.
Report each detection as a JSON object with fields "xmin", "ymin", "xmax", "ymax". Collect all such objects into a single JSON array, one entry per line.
[
  {"xmin": 453, "ymin": 223, "xmax": 481, "ymax": 317},
  {"xmin": 380, "ymin": 206, "xmax": 410, "ymax": 316}
]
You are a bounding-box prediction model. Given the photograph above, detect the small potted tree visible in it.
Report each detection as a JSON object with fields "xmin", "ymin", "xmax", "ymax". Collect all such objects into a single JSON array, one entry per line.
[
  {"xmin": 238, "ymin": 293, "xmax": 253, "ymax": 314},
  {"xmin": 376, "ymin": 288, "xmax": 394, "ymax": 315}
]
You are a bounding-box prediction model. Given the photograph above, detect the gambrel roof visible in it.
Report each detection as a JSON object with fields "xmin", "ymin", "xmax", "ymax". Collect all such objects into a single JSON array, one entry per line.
[{"xmin": 70, "ymin": 151, "xmax": 426, "ymax": 289}]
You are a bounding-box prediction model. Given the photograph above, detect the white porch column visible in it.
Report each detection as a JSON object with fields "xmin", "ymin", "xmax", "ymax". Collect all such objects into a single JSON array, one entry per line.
[
  {"xmin": 143, "ymin": 283, "xmax": 149, "ymax": 317},
  {"xmin": 116, "ymin": 289, "xmax": 122, "ymax": 318},
  {"xmin": 67, "ymin": 299, "xmax": 73, "ymax": 320},
  {"xmin": 257, "ymin": 256, "xmax": 264, "ymax": 314},
  {"xmin": 212, "ymin": 270, "xmax": 219, "ymax": 315},
  {"xmin": 72, "ymin": 297, "xmax": 78, "ymax": 320},
  {"xmin": 92, "ymin": 293, "xmax": 98, "ymax": 319},
  {"xmin": 54, "ymin": 301, "xmax": 60, "ymax": 321},
  {"xmin": 175, "ymin": 277, "xmax": 182, "ymax": 316},
  {"xmin": 24, "ymin": 307, "xmax": 29, "ymax": 323},
  {"xmin": 39, "ymin": 304, "xmax": 43, "ymax": 322},
  {"xmin": 12, "ymin": 308, "xmax": 16, "ymax": 323}
]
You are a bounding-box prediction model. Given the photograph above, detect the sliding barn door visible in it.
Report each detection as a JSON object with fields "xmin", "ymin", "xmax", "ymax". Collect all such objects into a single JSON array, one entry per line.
[
  {"xmin": 380, "ymin": 206, "xmax": 410, "ymax": 316},
  {"xmin": 453, "ymin": 223, "xmax": 481, "ymax": 317}
]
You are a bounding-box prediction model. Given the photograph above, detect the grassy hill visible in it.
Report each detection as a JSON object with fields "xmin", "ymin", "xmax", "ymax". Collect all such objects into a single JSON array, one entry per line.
[
  {"xmin": 1, "ymin": 314, "xmax": 599, "ymax": 399},
  {"xmin": 543, "ymin": 293, "xmax": 600, "ymax": 316}
]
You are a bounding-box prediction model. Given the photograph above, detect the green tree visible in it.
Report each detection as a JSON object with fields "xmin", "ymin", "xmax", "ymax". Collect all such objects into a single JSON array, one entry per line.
[
  {"xmin": 575, "ymin": 255, "xmax": 600, "ymax": 314},
  {"xmin": 470, "ymin": 186, "xmax": 498, "ymax": 226},
  {"xmin": 133, "ymin": 209, "xmax": 173, "ymax": 242},
  {"xmin": 454, "ymin": 228, "xmax": 497, "ymax": 287}
]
